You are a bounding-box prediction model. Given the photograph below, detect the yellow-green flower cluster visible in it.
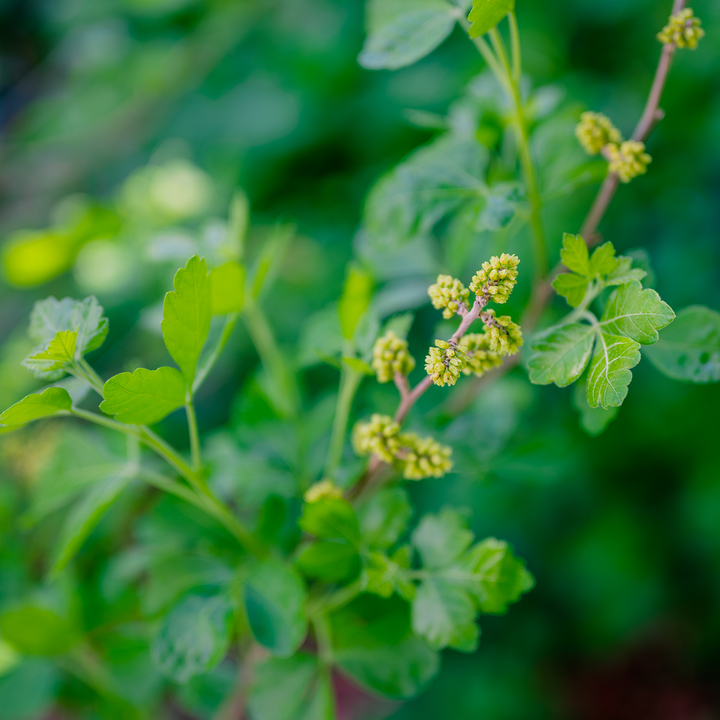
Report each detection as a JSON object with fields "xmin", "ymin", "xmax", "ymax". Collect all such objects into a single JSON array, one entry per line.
[
  {"xmin": 469, "ymin": 254, "xmax": 520, "ymax": 304},
  {"xmin": 400, "ymin": 433, "xmax": 453, "ymax": 480},
  {"xmin": 460, "ymin": 333, "xmax": 503, "ymax": 377},
  {"xmin": 424, "ymin": 340, "xmax": 468, "ymax": 387},
  {"xmin": 371, "ymin": 331, "xmax": 415, "ymax": 383},
  {"xmin": 575, "ymin": 112, "xmax": 622, "ymax": 156},
  {"xmin": 658, "ymin": 8, "xmax": 704, "ymax": 49},
  {"xmin": 428, "ymin": 274, "xmax": 470, "ymax": 319},
  {"xmin": 352, "ymin": 413, "xmax": 401, "ymax": 463},
  {"xmin": 304, "ymin": 479, "xmax": 343, "ymax": 503},
  {"xmin": 352, "ymin": 416, "xmax": 453, "ymax": 480},
  {"xmin": 607, "ymin": 141, "xmax": 652, "ymax": 183},
  {"xmin": 482, "ymin": 310, "xmax": 523, "ymax": 356}
]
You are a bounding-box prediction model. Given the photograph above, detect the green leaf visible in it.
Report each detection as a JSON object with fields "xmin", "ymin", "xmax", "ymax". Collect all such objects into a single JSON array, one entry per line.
[
  {"xmin": 644, "ymin": 305, "xmax": 720, "ymax": 383},
  {"xmin": 412, "ymin": 507, "xmax": 473, "ymax": 569},
  {"xmin": 412, "ymin": 578, "xmax": 479, "ymax": 652},
  {"xmin": 589, "ymin": 242, "xmax": 618, "ymax": 278},
  {"xmin": 295, "ymin": 540, "xmax": 361, "ymax": 582},
  {"xmin": 478, "ymin": 183, "xmax": 520, "ymax": 230},
  {"xmin": 559, "ymin": 233, "xmax": 591, "ymax": 278},
  {"xmin": 359, "ymin": 0, "xmax": 459, "ymax": 71},
  {"xmin": 0, "ymin": 607, "xmax": 79, "ymax": 656},
  {"xmin": 467, "ymin": 0, "xmax": 514, "ymax": 38},
  {"xmin": 572, "ymin": 378, "xmax": 620, "ymax": 436},
  {"xmin": 330, "ymin": 596, "xmax": 439, "ymax": 699},
  {"xmin": 100, "ymin": 367, "xmax": 186, "ymax": 425},
  {"xmin": 0, "ymin": 387, "xmax": 72, "ymax": 426},
  {"xmin": 299, "ymin": 498, "xmax": 360, "ymax": 547},
  {"xmin": 364, "ymin": 547, "xmax": 415, "ymax": 600},
  {"xmin": 460, "ymin": 538, "xmax": 535, "ymax": 614},
  {"xmin": 364, "ymin": 134, "xmax": 488, "ymax": 248},
  {"xmin": 243, "ymin": 560, "xmax": 307, "ymax": 658},
  {"xmin": 357, "ymin": 487, "xmax": 413, "ymax": 550},
  {"xmin": 151, "ymin": 592, "xmax": 233, "ymax": 684},
  {"xmin": 249, "ymin": 654, "xmax": 334, "ymax": 720},
  {"xmin": 600, "ymin": 280, "xmax": 675, "ymax": 345},
  {"xmin": 552, "ymin": 273, "xmax": 589, "ymax": 308},
  {"xmin": 605, "ymin": 255, "xmax": 647, "ymax": 286},
  {"xmin": 586, "ymin": 332, "xmax": 641, "ymax": 409},
  {"xmin": 528, "ymin": 323, "xmax": 596, "ymax": 387},
  {"xmin": 209, "ymin": 261, "xmax": 245, "ymax": 315},
  {"xmin": 162, "ymin": 256, "xmax": 212, "ymax": 386},
  {"xmin": 341, "ymin": 356, "xmax": 374, "ymax": 375},
  {"xmin": 0, "ymin": 659, "xmax": 60, "ymax": 720},
  {"xmin": 338, "ymin": 264, "xmax": 373, "ymax": 341},
  {"xmin": 50, "ymin": 466, "xmax": 135, "ymax": 576}
]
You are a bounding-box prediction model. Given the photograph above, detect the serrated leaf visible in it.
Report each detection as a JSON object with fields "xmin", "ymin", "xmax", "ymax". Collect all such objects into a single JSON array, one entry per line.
[
  {"xmin": 359, "ymin": 0, "xmax": 459, "ymax": 71},
  {"xmin": 100, "ymin": 367, "xmax": 186, "ymax": 425},
  {"xmin": 50, "ymin": 467, "xmax": 135, "ymax": 576},
  {"xmin": 412, "ymin": 507, "xmax": 473, "ymax": 570},
  {"xmin": 151, "ymin": 593, "xmax": 233, "ymax": 684},
  {"xmin": 528, "ymin": 323, "xmax": 595, "ymax": 387},
  {"xmin": 589, "ymin": 242, "xmax": 618, "ymax": 278},
  {"xmin": 209, "ymin": 261, "xmax": 245, "ymax": 315},
  {"xmin": 364, "ymin": 547, "xmax": 415, "ymax": 600},
  {"xmin": 552, "ymin": 273, "xmax": 589, "ymax": 308},
  {"xmin": 559, "ymin": 233, "xmax": 591, "ymax": 278},
  {"xmin": 357, "ymin": 487, "xmax": 413, "ymax": 550},
  {"xmin": 243, "ymin": 560, "xmax": 307, "ymax": 658},
  {"xmin": 600, "ymin": 280, "xmax": 675, "ymax": 345},
  {"xmin": 249, "ymin": 654, "xmax": 334, "ymax": 720},
  {"xmin": 572, "ymin": 378, "xmax": 620, "ymax": 436},
  {"xmin": 0, "ymin": 388, "xmax": 72, "ymax": 426},
  {"xmin": 23, "ymin": 329, "xmax": 78, "ymax": 376},
  {"xmin": 586, "ymin": 332, "xmax": 641, "ymax": 409},
  {"xmin": 605, "ymin": 256, "xmax": 647, "ymax": 286},
  {"xmin": 28, "ymin": 296, "xmax": 108, "ymax": 354},
  {"xmin": 162, "ymin": 256, "xmax": 212, "ymax": 386},
  {"xmin": 467, "ymin": 0, "xmax": 514, "ymax": 38},
  {"xmin": 644, "ymin": 305, "xmax": 720, "ymax": 383}
]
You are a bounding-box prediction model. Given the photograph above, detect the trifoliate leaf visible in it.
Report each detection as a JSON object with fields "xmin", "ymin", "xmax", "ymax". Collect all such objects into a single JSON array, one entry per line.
[
  {"xmin": 552, "ymin": 273, "xmax": 589, "ymax": 308},
  {"xmin": 559, "ymin": 233, "xmax": 591, "ymax": 278},
  {"xmin": 359, "ymin": 0, "xmax": 460, "ymax": 71},
  {"xmin": 243, "ymin": 560, "xmax": 307, "ymax": 658},
  {"xmin": 600, "ymin": 280, "xmax": 675, "ymax": 345},
  {"xmin": 605, "ymin": 256, "xmax": 647, "ymax": 287},
  {"xmin": 364, "ymin": 547, "xmax": 415, "ymax": 601},
  {"xmin": 644, "ymin": 305, "xmax": 720, "ymax": 383},
  {"xmin": 588, "ymin": 242, "xmax": 618, "ymax": 278},
  {"xmin": 100, "ymin": 367, "xmax": 186, "ymax": 425},
  {"xmin": 0, "ymin": 388, "xmax": 72, "ymax": 426},
  {"xmin": 357, "ymin": 487, "xmax": 413, "ymax": 550},
  {"xmin": 151, "ymin": 592, "xmax": 233, "ymax": 684},
  {"xmin": 586, "ymin": 332, "xmax": 641, "ymax": 409},
  {"xmin": 209, "ymin": 261, "xmax": 245, "ymax": 315},
  {"xmin": 468, "ymin": 0, "xmax": 514, "ymax": 38},
  {"xmin": 412, "ymin": 507, "xmax": 473, "ymax": 570},
  {"xmin": 23, "ymin": 330, "xmax": 78, "ymax": 376},
  {"xmin": 528, "ymin": 322, "xmax": 596, "ymax": 387},
  {"xmin": 28, "ymin": 296, "xmax": 108, "ymax": 354},
  {"xmin": 162, "ymin": 256, "xmax": 212, "ymax": 386}
]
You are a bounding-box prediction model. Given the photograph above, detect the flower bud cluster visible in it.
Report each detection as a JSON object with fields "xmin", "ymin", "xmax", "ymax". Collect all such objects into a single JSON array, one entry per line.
[
  {"xmin": 304, "ymin": 479, "xmax": 343, "ymax": 503},
  {"xmin": 428, "ymin": 275, "xmax": 470, "ymax": 319},
  {"xmin": 606, "ymin": 141, "xmax": 652, "ymax": 184},
  {"xmin": 371, "ymin": 331, "xmax": 415, "ymax": 384},
  {"xmin": 424, "ymin": 339, "xmax": 468, "ymax": 387},
  {"xmin": 657, "ymin": 8, "xmax": 704, "ymax": 49},
  {"xmin": 352, "ymin": 415, "xmax": 453, "ymax": 480},
  {"xmin": 459, "ymin": 333, "xmax": 503, "ymax": 377},
  {"xmin": 482, "ymin": 310, "xmax": 523, "ymax": 356},
  {"xmin": 469, "ymin": 254, "xmax": 520, "ymax": 304},
  {"xmin": 575, "ymin": 112, "xmax": 622, "ymax": 156}
]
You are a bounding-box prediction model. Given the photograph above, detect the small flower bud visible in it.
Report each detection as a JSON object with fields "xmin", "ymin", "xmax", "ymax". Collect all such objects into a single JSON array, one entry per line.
[
  {"xmin": 424, "ymin": 339, "xmax": 468, "ymax": 387},
  {"xmin": 428, "ymin": 274, "xmax": 470, "ymax": 319},
  {"xmin": 399, "ymin": 433, "xmax": 453, "ymax": 480},
  {"xmin": 469, "ymin": 254, "xmax": 520, "ymax": 304},
  {"xmin": 658, "ymin": 8, "xmax": 704, "ymax": 49},
  {"xmin": 575, "ymin": 112, "xmax": 623, "ymax": 156},
  {"xmin": 481, "ymin": 310, "xmax": 523, "ymax": 356},
  {"xmin": 371, "ymin": 331, "xmax": 415, "ymax": 384},
  {"xmin": 606, "ymin": 141, "xmax": 652, "ymax": 183},
  {"xmin": 352, "ymin": 413, "xmax": 402, "ymax": 464},
  {"xmin": 304, "ymin": 479, "xmax": 343, "ymax": 503},
  {"xmin": 460, "ymin": 333, "xmax": 503, "ymax": 377}
]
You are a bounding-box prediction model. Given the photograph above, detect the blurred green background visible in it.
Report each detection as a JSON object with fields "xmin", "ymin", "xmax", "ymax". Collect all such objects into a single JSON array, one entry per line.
[{"xmin": 0, "ymin": 0, "xmax": 719, "ymax": 718}]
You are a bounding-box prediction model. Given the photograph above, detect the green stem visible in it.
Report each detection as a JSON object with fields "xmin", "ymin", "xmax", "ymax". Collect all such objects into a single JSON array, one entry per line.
[
  {"xmin": 508, "ymin": 11, "xmax": 522, "ymax": 84},
  {"xmin": 194, "ymin": 312, "xmax": 239, "ymax": 393},
  {"xmin": 311, "ymin": 613, "xmax": 333, "ymax": 666},
  {"xmin": 324, "ymin": 367, "xmax": 363, "ymax": 480},
  {"xmin": 185, "ymin": 399, "xmax": 202, "ymax": 473}
]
